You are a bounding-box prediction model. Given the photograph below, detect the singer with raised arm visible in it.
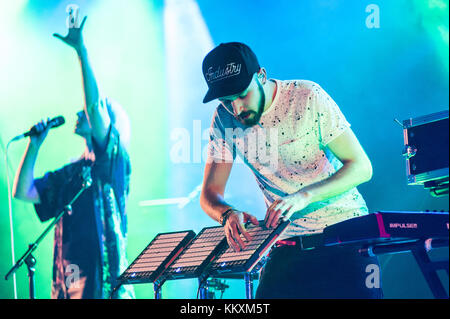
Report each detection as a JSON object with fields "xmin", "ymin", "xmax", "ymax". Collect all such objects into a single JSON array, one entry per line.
[{"xmin": 12, "ymin": 11, "xmax": 134, "ymax": 299}]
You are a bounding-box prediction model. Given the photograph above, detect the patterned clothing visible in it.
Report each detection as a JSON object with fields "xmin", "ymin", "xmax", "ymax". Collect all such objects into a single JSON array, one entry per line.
[
  {"xmin": 34, "ymin": 124, "xmax": 134, "ymax": 299},
  {"xmin": 208, "ymin": 79, "xmax": 369, "ymax": 239},
  {"xmin": 207, "ymin": 79, "xmax": 381, "ymax": 299}
]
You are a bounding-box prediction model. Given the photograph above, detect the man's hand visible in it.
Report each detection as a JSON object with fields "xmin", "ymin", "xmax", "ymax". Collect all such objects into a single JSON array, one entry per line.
[
  {"xmin": 264, "ymin": 192, "xmax": 311, "ymax": 229},
  {"xmin": 53, "ymin": 16, "xmax": 87, "ymax": 53},
  {"xmin": 224, "ymin": 210, "xmax": 259, "ymax": 252}
]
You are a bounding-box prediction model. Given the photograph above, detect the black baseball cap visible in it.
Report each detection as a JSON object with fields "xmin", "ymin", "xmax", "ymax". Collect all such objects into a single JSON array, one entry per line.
[{"xmin": 202, "ymin": 42, "xmax": 260, "ymax": 103}]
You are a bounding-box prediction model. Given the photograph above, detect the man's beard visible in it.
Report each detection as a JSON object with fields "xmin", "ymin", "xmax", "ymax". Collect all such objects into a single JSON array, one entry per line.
[{"xmin": 237, "ymin": 80, "xmax": 266, "ymax": 127}]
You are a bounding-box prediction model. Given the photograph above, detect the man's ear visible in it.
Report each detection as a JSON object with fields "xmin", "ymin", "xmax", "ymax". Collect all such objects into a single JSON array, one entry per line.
[{"xmin": 257, "ymin": 68, "xmax": 267, "ymax": 84}]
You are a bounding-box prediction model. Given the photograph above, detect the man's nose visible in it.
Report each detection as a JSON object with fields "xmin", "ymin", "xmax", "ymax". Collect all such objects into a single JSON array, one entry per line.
[{"xmin": 233, "ymin": 99, "xmax": 246, "ymax": 114}]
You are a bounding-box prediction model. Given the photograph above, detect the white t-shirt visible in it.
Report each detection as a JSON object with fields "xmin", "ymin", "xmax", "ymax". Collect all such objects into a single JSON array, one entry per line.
[{"xmin": 208, "ymin": 79, "xmax": 369, "ymax": 240}]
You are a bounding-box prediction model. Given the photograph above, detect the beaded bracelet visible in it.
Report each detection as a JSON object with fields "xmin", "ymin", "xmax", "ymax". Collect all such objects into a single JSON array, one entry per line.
[{"xmin": 219, "ymin": 207, "xmax": 234, "ymax": 226}]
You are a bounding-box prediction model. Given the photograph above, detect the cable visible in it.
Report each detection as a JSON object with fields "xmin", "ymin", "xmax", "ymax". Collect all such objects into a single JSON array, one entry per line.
[{"xmin": 1, "ymin": 136, "xmax": 18, "ymax": 299}]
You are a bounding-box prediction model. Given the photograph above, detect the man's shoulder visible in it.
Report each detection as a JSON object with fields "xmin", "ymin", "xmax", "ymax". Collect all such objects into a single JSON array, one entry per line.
[{"xmin": 277, "ymin": 79, "xmax": 322, "ymax": 92}]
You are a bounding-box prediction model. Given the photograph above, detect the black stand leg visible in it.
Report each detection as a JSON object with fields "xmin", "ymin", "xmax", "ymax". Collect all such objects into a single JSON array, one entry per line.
[
  {"xmin": 154, "ymin": 282, "xmax": 162, "ymax": 299},
  {"xmin": 362, "ymin": 238, "xmax": 448, "ymax": 299},
  {"xmin": 25, "ymin": 249, "xmax": 36, "ymax": 299},
  {"xmin": 411, "ymin": 246, "xmax": 449, "ymax": 299},
  {"xmin": 198, "ymin": 278, "xmax": 208, "ymax": 299},
  {"xmin": 244, "ymin": 273, "xmax": 254, "ymax": 299}
]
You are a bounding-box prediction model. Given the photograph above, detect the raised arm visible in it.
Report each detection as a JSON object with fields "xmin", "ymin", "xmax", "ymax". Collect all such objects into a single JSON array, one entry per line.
[{"xmin": 53, "ymin": 15, "xmax": 111, "ymax": 149}]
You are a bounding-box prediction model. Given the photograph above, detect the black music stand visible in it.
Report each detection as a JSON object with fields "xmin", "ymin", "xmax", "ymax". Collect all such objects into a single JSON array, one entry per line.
[
  {"xmin": 359, "ymin": 238, "xmax": 449, "ymax": 299},
  {"xmin": 4, "ymin": 167, "xmax": 92, "ymax": 299},
  {"xmin": 112, "ymin": 230, "xmax": 195, "ymax": 299}
]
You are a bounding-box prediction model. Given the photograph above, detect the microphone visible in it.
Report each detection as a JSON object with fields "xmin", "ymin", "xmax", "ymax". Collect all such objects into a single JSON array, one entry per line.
[{"xmin": 11, "ymin": 116, "xmax": 65, "ymax": 142}]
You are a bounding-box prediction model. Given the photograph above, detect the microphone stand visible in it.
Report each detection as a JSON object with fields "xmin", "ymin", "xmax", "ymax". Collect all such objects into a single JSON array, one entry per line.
[{"xmin": 4, "ymin": 167, "xmax": 93, "ymax": 299}]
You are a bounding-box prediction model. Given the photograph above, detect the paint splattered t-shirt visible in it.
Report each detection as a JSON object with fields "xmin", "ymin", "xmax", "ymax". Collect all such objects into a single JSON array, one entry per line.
[{"xmin": 208, "ymin": 79, "xmax": 369, "ymax": 239}]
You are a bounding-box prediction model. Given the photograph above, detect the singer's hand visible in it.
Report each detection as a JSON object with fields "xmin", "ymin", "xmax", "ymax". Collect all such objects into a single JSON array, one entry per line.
[
  {"xmin": 29, "ymin": 118, "xmax": 53, "ymax": 149},
  {"xmin": 53, "ymin": 16, "xmax": 87, "ymax": 54}
]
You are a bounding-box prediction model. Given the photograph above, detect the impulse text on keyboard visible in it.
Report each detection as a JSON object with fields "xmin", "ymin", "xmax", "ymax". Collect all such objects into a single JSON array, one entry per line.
[{"xmin": 389, "ymin": 223, "xmax": 418, "ymax": 229}]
